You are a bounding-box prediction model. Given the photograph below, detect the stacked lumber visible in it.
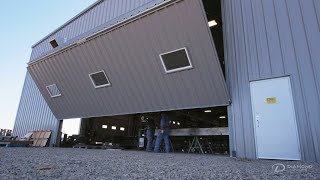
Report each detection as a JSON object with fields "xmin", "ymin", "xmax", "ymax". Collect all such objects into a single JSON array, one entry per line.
[{"xmin": 32, "ymin": 130, "xmax": 51, "ymax": 147}]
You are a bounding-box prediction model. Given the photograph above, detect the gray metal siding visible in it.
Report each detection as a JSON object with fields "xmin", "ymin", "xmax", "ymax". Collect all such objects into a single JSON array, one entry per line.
[
  {"xmin": 315, "ymin": 0, "xmax": 320, "ymax": 30},
  {"xmin": 13, "ymin": 72, "xmax": 59, "ymax": 146},
  {"xmin": 223, "ymin": 0, "xmax": 320, "ymax": 162},
  {"xmin": 30, "ymin": 0, "xmax": 165, "ymax": 62},
  {"xmin": 28, "ymin": 0, "xmax": 229, "ymax": 120}
]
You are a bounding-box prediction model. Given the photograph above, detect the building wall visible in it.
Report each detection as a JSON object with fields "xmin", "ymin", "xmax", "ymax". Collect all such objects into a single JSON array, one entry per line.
[
  {"xmin": 30, "ymin": 0, "xmax": 164, "ymax": 62},
  {"xmin": 223, "ymin": 0, "xmax": 320, "ymax": 162},
  {"xmin": 13, "ymin": 72, "xmax": 59, "ymax": 146}
]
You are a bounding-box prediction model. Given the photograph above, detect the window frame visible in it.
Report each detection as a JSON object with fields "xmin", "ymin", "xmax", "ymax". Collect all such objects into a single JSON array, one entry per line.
[
  {"xmin": 89, "ymin": 70, "xmax": 111, "ymax": 89},
  {"xmin": 49, "ymin": 39, "xmax": 59, "ymax": 48},
  {"xmin": 159, "ymin": 47, "xmax": 193, "ymax": 74},
  {"xmin": 46, "ymin": 84, "xmax": 62, "ymax": 98}
]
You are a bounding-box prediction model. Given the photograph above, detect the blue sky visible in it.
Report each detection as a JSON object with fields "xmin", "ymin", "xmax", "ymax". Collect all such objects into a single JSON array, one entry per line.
[{"xmin": 0, "ymin": 0, "xmax": 96, "ymax": 130}]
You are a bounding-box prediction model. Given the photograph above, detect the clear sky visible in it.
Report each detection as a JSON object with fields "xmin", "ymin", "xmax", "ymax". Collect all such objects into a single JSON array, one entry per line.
[{"xmin": 0, "ymin": 0, "xmax": 96, "ymax": 130}]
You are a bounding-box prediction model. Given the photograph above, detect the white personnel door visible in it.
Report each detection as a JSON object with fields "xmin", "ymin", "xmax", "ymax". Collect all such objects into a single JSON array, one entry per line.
[{"xmin": 250, "ymin": 77, "xmax": 300, "ymax": 160}]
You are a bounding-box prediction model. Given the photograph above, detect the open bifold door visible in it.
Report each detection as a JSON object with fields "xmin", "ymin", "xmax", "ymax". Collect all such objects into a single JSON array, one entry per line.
[{"xmin": 27, "ymin": 0, "xmax": 230, "ymax": 119}]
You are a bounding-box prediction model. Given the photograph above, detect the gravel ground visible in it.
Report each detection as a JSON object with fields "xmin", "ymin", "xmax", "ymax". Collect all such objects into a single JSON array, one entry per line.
[{"xmin": 0, "ymin": 148, "xmax": 319, "ymax": 180}]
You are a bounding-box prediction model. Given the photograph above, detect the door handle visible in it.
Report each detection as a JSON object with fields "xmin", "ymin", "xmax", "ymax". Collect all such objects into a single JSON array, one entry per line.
[{"xmin": 256, "ymin": 115, "xmax": 260, "ymax": 127}]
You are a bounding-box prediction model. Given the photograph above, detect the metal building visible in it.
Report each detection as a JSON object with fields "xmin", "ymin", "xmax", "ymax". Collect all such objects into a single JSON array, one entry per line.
[
  {"xmin": 13, "ymin": 0, "xmax": 320, "ymax": 163},
  {"xmin": 13, "ymin": 72, "xmax": 59, "ymax": 146}
]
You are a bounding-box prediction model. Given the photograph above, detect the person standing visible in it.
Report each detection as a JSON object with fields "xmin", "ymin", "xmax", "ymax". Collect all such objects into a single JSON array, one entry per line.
[
  {"xmin": 146, "ymin": 117, "xmax": 155, "ymax": 152},
  {"xmin": 154, "ymin": 112, "xmax": 170, "ymax": 153}
]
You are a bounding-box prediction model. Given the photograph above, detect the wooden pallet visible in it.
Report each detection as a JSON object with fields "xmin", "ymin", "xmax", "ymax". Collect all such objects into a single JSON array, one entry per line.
[{"xmin": 32, "ymin": 130, "xmax": 51, "ymax": 147}]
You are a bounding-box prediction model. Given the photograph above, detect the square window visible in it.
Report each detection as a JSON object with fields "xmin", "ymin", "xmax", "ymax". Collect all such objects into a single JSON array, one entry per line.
[
  {"xmin": 46, "ymin": 84, "xmax": 61, "ymax": 98},
  {"xmin": 89, "ymin": 70, "xmax": 111, "ymax": 88},
  {"xmin": 159, "ymin": 47, "xmax": 193, "ymax": 73},
  {"xmin": 49, "ymin": 39, "xmax": 59, "ymax": 48}
]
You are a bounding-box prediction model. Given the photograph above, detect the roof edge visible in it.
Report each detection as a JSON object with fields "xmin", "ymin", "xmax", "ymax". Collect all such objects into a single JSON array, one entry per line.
[
  {"xmin": 31, "ymin": 0, "xmax": 104, "ymax": 48},
  {"xmin": 28, "ymin": 0, "xmax": 179, "ymax": 66}
]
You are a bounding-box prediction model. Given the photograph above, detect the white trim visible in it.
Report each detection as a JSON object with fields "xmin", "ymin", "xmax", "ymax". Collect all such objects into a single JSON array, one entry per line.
[
  {"xmin": 89, "ymin": 70, "xmax": 111, "ymax": 89},
  {"xmin": 249, "ymin": 82, "xmax": 259, "ymax": 159},
  {"xmin": 286, "ymin": 77, "xmax": 302, "ymax": 160},
  {"xmin": 159, "ymin": 47, "xmax": 193, "ymax": 74},
  {"xmin": 46, "ymin": 84, "xmax": 62, "ymax": 98}
]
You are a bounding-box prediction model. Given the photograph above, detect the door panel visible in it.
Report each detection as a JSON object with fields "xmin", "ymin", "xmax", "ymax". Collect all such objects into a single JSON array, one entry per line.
[
  {"xmin": 28, "ymin": 0, "xmax": 230, "ymax": 119},
  {"xmin": 250, "ymin": 77, "xmax": 300, "ymax": 160}
]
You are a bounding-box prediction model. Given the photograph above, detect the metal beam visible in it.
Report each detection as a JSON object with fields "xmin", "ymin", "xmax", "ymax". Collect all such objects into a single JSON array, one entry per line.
[
  {"xmin": 155, "ymin": 127, "xmax": 229, "ymax": 136},
  {"xmin": 175, "ymin": 111, "xmax": 217, "ymax": 125}
]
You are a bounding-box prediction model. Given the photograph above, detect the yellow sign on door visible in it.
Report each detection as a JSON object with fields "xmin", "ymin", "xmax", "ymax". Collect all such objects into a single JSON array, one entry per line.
[{"xmin": 266, "ymin": 97, "xmax": 277, "ymax": 104}]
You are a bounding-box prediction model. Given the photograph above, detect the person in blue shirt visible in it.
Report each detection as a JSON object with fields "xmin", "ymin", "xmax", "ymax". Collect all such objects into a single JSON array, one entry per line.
[
  {"xmin": 154, "ymin": 112, "xmax": 170, "ymax": 153},
  {"xmin": 146, "ymin": 117, "xmax": 155, "ymax": 152}
]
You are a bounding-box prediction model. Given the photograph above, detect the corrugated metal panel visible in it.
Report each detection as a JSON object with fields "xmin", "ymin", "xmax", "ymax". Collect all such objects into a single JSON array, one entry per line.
[
  {"xmin": 28, "ymin": 0, "xmax": 229, "ymax": 120},
  {"xmin": 12, "ymin": 72, "xmax": 59, "ymax": 146},
  {"xmin": 30, "ymin": 0, "xmax": 164, "ymax": 62},
  {"xmin": 314, "ymin": 0, "xmax": 320, "ymax": 30},
  {"xmin": 223, "ymin": 0, "xmax": 320, "ymax": 162}
]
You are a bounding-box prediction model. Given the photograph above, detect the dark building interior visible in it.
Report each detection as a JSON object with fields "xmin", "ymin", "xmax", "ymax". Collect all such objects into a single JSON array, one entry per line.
[
  {"xmin": 76, "ymin": 106, "xmax": 228, "ymax": 154},
  {"xmin": 203, "ymin": 0, "xmax": 225, "ymax": 74}
]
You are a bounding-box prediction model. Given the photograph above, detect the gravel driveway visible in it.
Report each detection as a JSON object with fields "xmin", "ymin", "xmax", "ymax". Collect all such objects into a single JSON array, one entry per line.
[{"xmin": 0, "ymin": 148, "xmax": 319, "ymax": 179}]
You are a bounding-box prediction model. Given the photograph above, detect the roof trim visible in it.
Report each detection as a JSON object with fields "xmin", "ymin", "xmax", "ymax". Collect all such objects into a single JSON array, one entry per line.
[
  {"xmin": 28, "ymin": 0, "xmax": 179, "ymax": 66},
  {"xmin": 31, "ymin": 0, "xmax": 104, "ymax": 48}
]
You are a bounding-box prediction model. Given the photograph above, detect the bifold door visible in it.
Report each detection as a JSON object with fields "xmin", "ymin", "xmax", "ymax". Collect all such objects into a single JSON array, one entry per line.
[{"xmin": 28, "ymin": 0, "xmax": 229, "ymax": 119}]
